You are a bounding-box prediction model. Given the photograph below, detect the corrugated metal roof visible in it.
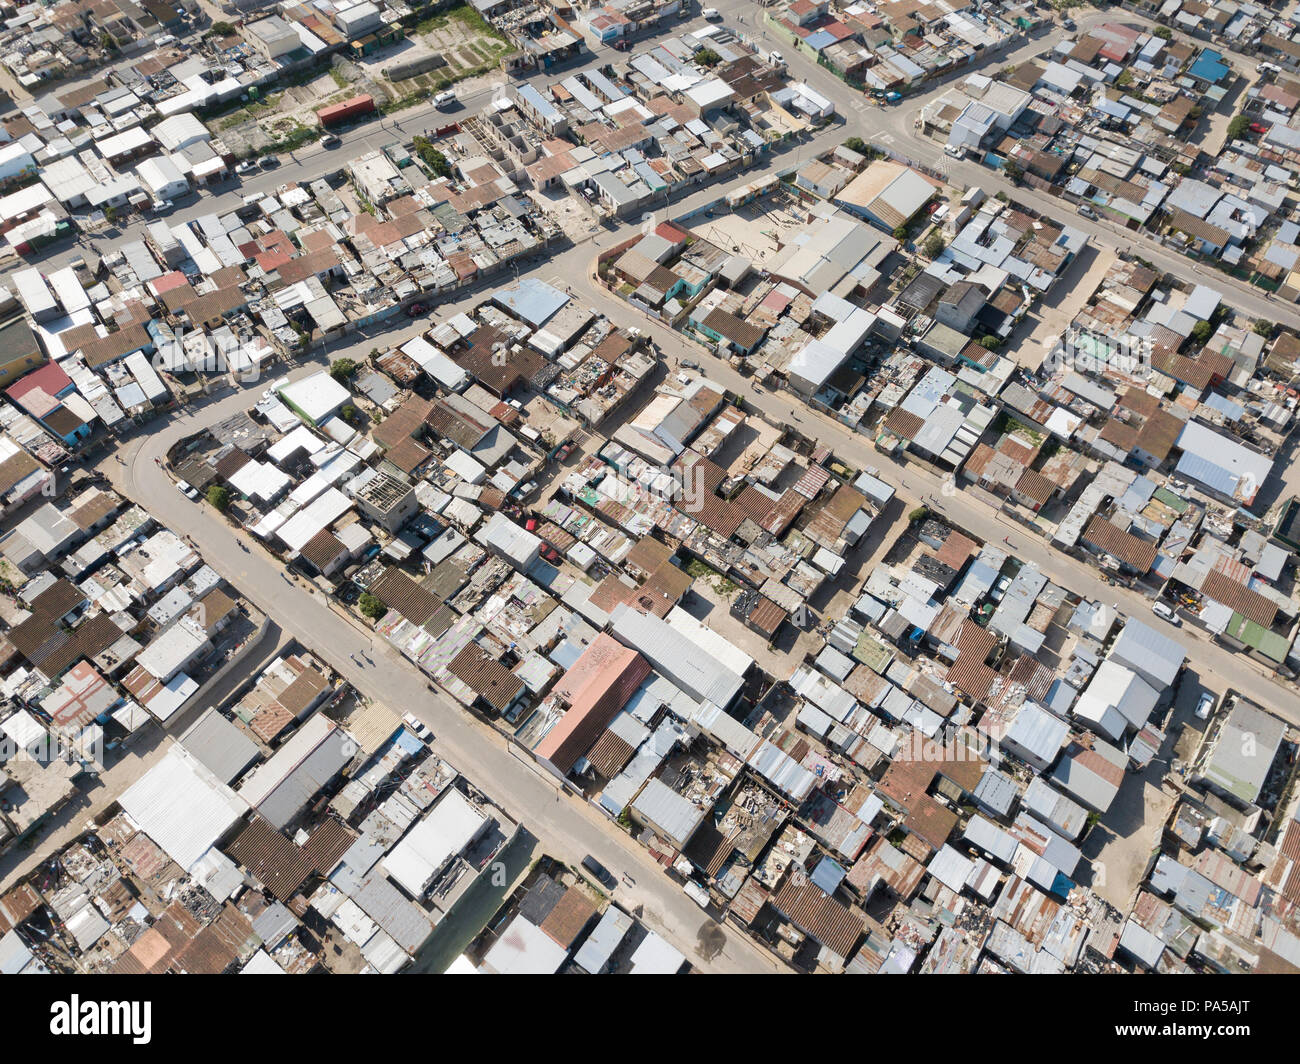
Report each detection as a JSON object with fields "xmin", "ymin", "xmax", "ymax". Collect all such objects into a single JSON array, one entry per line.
[{"xmin": 119, "ymin": 744, "xmax": 249, "ymax": 870}]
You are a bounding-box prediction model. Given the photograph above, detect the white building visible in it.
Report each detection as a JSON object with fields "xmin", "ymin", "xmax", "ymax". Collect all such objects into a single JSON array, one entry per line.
[{"xmin": 136, "ymin": 155, "xmax": 190, "ymax": 201}]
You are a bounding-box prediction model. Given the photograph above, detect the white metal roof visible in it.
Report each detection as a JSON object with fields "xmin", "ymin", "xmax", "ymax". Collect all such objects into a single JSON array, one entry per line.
[{"xmin": 118, "ymin": 743, "xmax": 248, "ymax": 869}]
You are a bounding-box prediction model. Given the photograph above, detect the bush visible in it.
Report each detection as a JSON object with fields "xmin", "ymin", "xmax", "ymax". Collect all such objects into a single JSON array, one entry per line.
[
  {"xmin": 1190, "ymin": 320, "xmax": 1213, "ymax": 345},
  {"xmin": 412, "ymin": 135, "xmax": 452, "ymax": 178},
  {"xmin": 1253, "ymin": 319, "xmax": 1275, "ymax": 338},
  {"xmin": 1153, "ymin": 25, "xmax": 1172, "ymax": 39},
  {"xmin": 923, "ymin": 231, "xmax": 946, "ymax": 258},
  {"xmin": 695, "ymin": 48, "xmax": 721, "ymax": 67},
  {"xmin": 979, "ymin": 335, "xmax": 1002, "ymax": 350},
  {"xmin": 1002, "ymin": 159, "xmax": 1023, "ymax": 183},
  {"xmin": 1227, "ymin": 114, "xmax": 1250, "ymax": 140},
  {"xmin": 208, "ymin": 20, "xmax": 235, "ymax": 36},
  {"xmin": 341, "ymin": 404, "xmax": 358, "ymax": 423},
  {"xmin": 843, "ymin": 136, "xmax": 868, "ymax": 154},
  {"xmin": 329, "ymin": 357, "xmax": 358, "ymax": 381},
  {"xmin": 909, "ymin": 506, "xmax": 929, "ymax": 523},
  {"xmin": 892, "ymin": 225, "xmax": 908, "ymax": 242},
  {"xmin": 206, "ymin": 485, "xmax": 230, "ymax": 511},
  {"xmin": 358, "ymin": 592, "xmax": 387, "ymax": 620}
]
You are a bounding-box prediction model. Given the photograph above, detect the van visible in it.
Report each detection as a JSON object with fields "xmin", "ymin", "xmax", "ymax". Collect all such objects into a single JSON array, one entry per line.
[
  {"xmin": 1151, "ymin": 600, "xmax": 1181, "ymax": 626},
  {"xmin": 702, "ymin": 6, "xmax": 720, "ymax": 17},
  {"xmin": 434, "ymin": 90, "xmax": 457, "ymax": 108},
  {"xmin": 767, "ymin": 50, "xmax": 785, "ymax": 67}
]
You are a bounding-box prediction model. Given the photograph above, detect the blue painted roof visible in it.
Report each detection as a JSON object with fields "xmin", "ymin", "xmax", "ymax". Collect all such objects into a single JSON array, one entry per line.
[{"xmin": 1189, "ymin": 49, "xmax": 1229, "ymax": 84}]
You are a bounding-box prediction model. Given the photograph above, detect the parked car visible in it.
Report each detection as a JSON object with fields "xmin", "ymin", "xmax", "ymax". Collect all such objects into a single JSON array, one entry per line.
[
  {"xmin": 260, "ymin": 154, "xmax": 281, "ymax": 170},
  {"xmin": 681, "ymin": 359, "xmax": 701, "ymax": 370},
  {"xmin": 682, "ymin": 880, "xmax": 711, "ymax": 909},
  {"xmin": 944, "ymin": 144, "xmax": 965, "ymax": 159},
  {"xmin": 402, "ymin": 713, "xmax": 433, "ymax": 742},
  {"xmin": 581, "ymin": 855, "xmax": 617, "ymax": 889},
  {"xmin": 767, "ymin": 50, "xmax": 785, "ymax": 67},
  {"xmin": 434, "ymin": 90, "xmax": 458, "ymax": 109},
  {"xmin": 151, "ymin": 199, "xmax": 174, "ymax": 214},
  {"xmin": 321, "ymin": 133, "xmax": 342, "ymax": 148},
  {"xmin": 1062, "ymin": 16, "xmax": 1076, "ymax": 29},
  {"xmin": 174, "ymin": 479, "xmax": 197, "ymax": 500},
  {"xmin": 1195, "ymin": 692, "xmax": 1215, "ymax": 720},
  {"xmin": 236, "ymin": 159, "xmax": 259, "ymax": 174},
  {"xmin": 1249, "ymin": 121, "xmax": 1270, "ymax": 135},
  {"xmin": 1151, "ymin": 600, "xmax": 1181, "ymax": 625},
  {"xmin": 1076, "ymin": 203, "xmax": 1098, "ymax": 219},
  {"xmin": 702, "ymin": 6, "xmax": 721, "ymax": 18},
  {"xmin": 405, "ymin": 302, "xmax": 427, "ymax": 317}
]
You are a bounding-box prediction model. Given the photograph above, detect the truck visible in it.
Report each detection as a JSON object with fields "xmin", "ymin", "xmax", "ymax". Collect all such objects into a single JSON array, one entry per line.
[
  {"xmin": 317, "ymin": 94, "xmax": 376, "ymax": 129},
  {"xmin": 682, "ymin": 880, "xmax": 711, "ymax": 909}
]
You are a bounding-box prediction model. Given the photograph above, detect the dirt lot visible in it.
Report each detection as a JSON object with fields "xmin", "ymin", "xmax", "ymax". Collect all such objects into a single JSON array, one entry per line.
[
  {"xmin": 1008, "ymin": 242, "xmax": 1116, "ymax": 373},
  {"xmin": 690, "ymin": 194, "xmax": 814, "ymax": 268},
  {"xmin": 375, "ymin": 4, "xmax": 513, "ymax": 104}
]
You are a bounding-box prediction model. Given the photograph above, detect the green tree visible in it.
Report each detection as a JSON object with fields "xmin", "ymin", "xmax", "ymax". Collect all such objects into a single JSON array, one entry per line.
[
  {"xmin": 892, "ymin": 225, "xmax": 908, "ymax": 242},
  {"xmin": 1116, "ymin": 69, "xmax": 1134, "ymax": 89},
  {"xmin": 1153, "ymin": 25, "xmax": 1172, "ymax": 39},
  {"xmin": 206, "ymin": 485, "xmax": 230, "ymax": 511},
  {"xmin": 979, "ymin": 335, "xmax": 1002, "ymax": 350},
  {"xmin": 909, "ymin": 506, "xmax": 930, "ymax": 523},
  {"xmin": 329, "ymin": 357, "xmax": 358, "ymax": 382},
  {"xmin": 923, "ymin": 231, "xmax": 946, "ymax": 258},
  {"xmin": 1190, "ymin": 320, "xmax": 1214, "ymax": 345},
  {"xmin": 1253, "ymin": 319, "xmax": 1275, "ymax": 338},
  {"xmin": 1227, "ymin": 113, "xmax": 1251, "ymax": 140},
  {"xmin": 358, "ymin": 592, "xmax": 387, "ymax": 620},
  {"xmin": 208, "ymin": 21, "xmax": 235, "ymax": 36},
  {"xmin": 1003, "ymin": 159, "xmax": 1023, "ymax": 183},
  {"xmin": 843, "ymin": 136, "xmax": 868, "ymax": 154},
  {"xmin": 341, "ymin": 404, "xmax": 358, "ymax": 423},
  {"xmin": 695, "ymin": 47, "xmax": 721, "ymax": 67},
  {"xmin": 412, "ymin": 136, "xmax": 452, "ymax": 178}
]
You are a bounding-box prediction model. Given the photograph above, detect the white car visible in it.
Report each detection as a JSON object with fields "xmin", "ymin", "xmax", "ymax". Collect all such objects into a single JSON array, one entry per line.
[
  {"xmin": 944, "ymin": 144, "xmax": 965, "ymax": 159},
  {"xmin": 1195, "ymin": 692, "xmax": 1215, "ymax": 720},
  {"xmin": 702, "ymin": 6, "xmax": 721, "ymax": 18},
  {"xmin": 1151, "ymin": 600, "xmax": 1180, "ymax": 625},
  {"xmin": 236, "ymin": 159, "xmax": 259, "ymax": 174},
  {"xmin": 682, "ymin": 880, "xmax": 711, "ymax": 909}
]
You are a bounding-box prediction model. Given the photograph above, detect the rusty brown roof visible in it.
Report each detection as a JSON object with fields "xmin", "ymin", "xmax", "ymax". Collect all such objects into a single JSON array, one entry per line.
[
  {"xmin": 1203, "ymin": 569, "xmax": 1278, "ymax": 628},
  {"xmin": 771, "ymin": 872, "xmax": 865, "ymax": 958},
  {"xmin": 1083, "ymin": 515, "xmax": 1157, "ymax": 571},
  {"xmin": 223, "ymin": 815, "xmax": 356, "ymax": 901},
  {"xmin": 445, "ymin": 643, "xmax": 524, "ymax": 711},
  {"xmin": 368, "ymin": 566, "xmax": 442, "ymax": 626}
]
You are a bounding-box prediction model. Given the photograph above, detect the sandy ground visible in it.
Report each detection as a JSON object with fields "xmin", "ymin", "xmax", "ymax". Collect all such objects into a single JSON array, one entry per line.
[
  {"xmin": 1007, "ymin": 242, "xmax": 1117, "ymax": 372},
  {"xmin": 690, "ymin": 195, "xmax": 811, "ymax": 267}
]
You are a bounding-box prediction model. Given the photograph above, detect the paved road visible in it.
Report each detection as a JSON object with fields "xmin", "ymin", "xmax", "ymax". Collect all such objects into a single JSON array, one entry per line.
[
  {"xmin": 101, "ymin": 401, "xmax": 782, "ymax": 975},
  {"xmin": 28, "ymin": 8, "xmax": 1300, "ymax": 962},
  {"xmin": 574, "ymin": 266, "xmax": 1300, "ymax": 724},
  {"xmin": 717, "ymin": 0, "xmax": 1300, "ymax": 334}
]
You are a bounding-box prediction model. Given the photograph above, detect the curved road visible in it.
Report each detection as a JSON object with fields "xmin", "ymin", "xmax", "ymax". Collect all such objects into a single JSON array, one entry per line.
[{"xmin": 104, "ymin": 397, "xmax": 783, "ymax": 975}]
